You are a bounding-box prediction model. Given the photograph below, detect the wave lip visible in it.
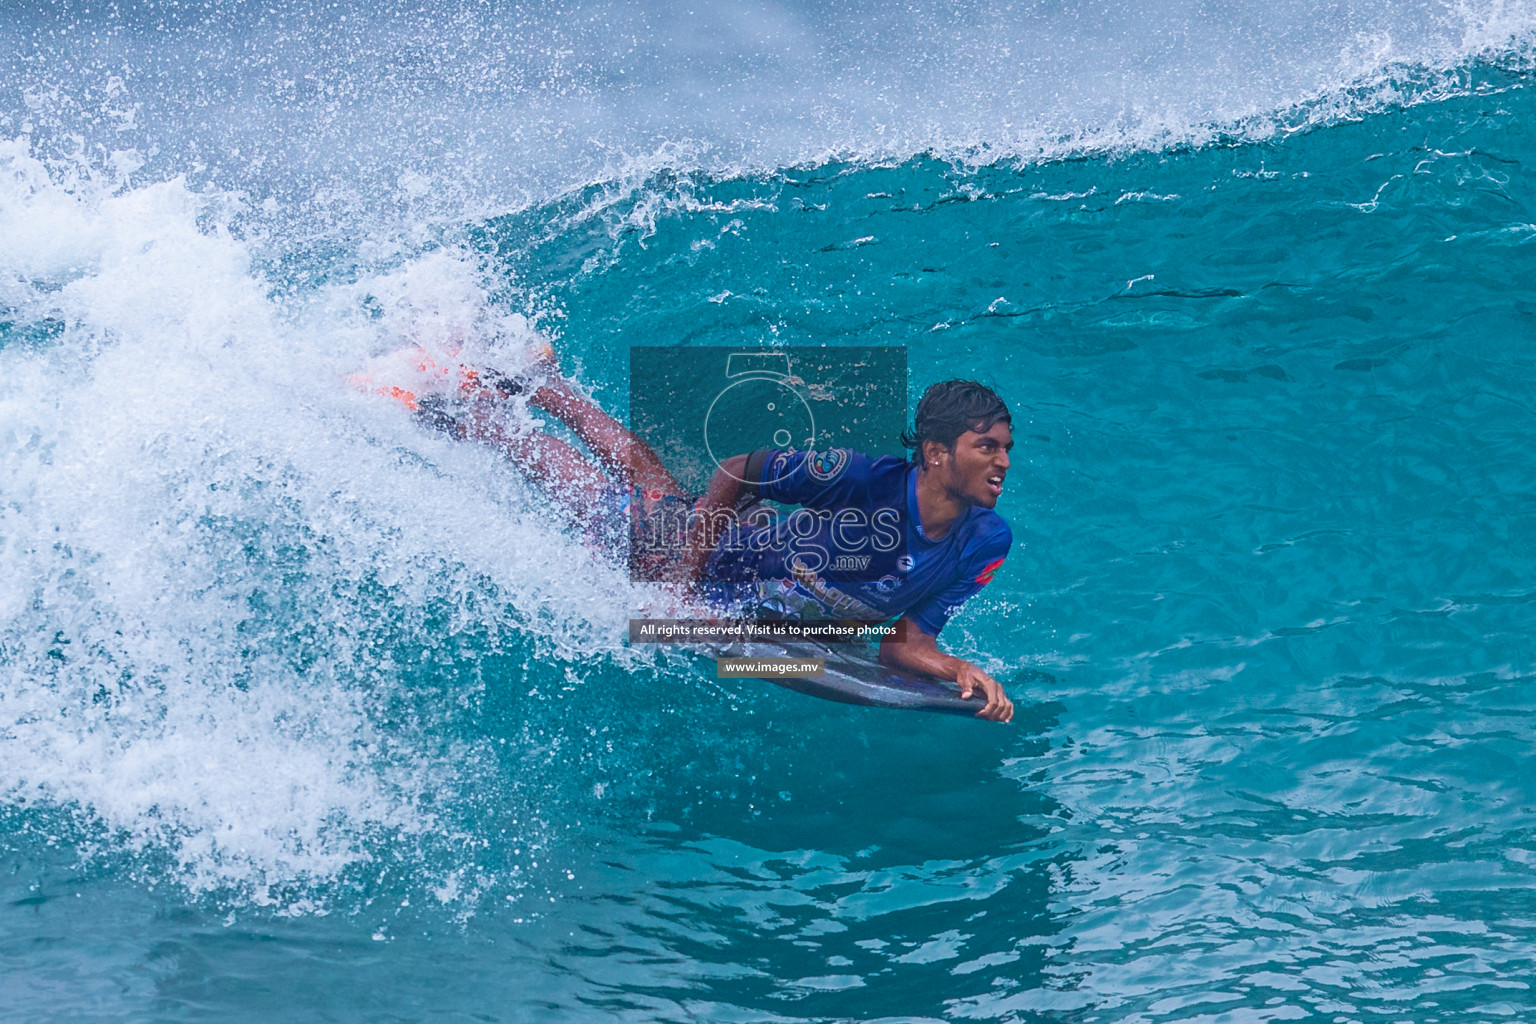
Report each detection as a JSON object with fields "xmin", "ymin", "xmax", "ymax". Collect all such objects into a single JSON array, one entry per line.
[{"xmin": 5, "ymin": 1, "xmax": 1536, "ymax": 215}]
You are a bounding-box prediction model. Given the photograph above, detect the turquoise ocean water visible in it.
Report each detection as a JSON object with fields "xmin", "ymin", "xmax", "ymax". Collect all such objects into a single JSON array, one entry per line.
[{"xmin": 3, "ymin": 3, "xmax": 1536, "ymax": 1020}]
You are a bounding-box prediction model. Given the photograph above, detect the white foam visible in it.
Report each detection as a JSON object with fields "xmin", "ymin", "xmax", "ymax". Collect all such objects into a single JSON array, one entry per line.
[{"xmin": 0, "ymin": 140, "xmax": 674, "ymax": 896}]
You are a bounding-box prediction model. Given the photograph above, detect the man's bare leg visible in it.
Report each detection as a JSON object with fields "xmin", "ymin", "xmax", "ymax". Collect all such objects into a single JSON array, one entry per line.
[
  {"xmin": 456, "ymin": 403, "xmax": 614, "ymax": 531},
  {"xmin": 526, "ymin": 376, "xmax": 686, "ymax": 498},
  {"xmin": 440, "ymin": 358, "xmax": 705, "ymax": 577}
]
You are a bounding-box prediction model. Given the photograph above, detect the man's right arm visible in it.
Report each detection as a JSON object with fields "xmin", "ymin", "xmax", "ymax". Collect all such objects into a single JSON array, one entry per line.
[{"xmin": 681, "ymin": 453, "xmax": 751, "ymax": 580}]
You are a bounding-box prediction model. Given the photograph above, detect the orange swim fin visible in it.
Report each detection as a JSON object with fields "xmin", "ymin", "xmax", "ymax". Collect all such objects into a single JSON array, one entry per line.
[{"xmin": 348, "ymin": 340, "xmax": 556, "ymax": 416}]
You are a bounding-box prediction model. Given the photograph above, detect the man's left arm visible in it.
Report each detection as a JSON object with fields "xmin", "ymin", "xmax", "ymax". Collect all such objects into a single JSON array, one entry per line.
[
  {"xmin": 879, "ymin": 522, "xmax": 1011, "ymax": 721},
  {"xmin": 879, "ymin": 619, "xmax": 1012, "ymax": 722}
]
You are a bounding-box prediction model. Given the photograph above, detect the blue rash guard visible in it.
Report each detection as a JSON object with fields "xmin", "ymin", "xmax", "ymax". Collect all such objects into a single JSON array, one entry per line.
[{"xmin": 706, "ymin": 448, "xmax": 1012, "ymax": 637}]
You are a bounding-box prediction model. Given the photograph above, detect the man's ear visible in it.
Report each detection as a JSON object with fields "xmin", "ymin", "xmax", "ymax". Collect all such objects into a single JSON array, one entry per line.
[{"xmin": 920, "ymin": 439, "xmax": 949, "ymax": 468}]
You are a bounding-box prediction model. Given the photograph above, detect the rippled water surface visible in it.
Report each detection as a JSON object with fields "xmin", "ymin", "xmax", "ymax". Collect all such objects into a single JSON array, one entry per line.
[{"xmin": 4, "ymin": 3, "xmax": 1536, "ymax": 1021}]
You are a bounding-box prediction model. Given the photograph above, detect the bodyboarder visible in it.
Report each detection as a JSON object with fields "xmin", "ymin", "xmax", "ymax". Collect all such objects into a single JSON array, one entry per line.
[{"xmin": 364, "ymin": 342, "xmax": 1016, "ymax": 722}]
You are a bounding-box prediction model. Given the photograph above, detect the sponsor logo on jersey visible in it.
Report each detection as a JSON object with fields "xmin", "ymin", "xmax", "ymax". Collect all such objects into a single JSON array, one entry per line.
[
  {"xmin": 896, "ymin": 553, "xmax": 916, "ymax": 573},
  {"xmin": 787, "ymin": 557, "xmax": 883, "ymax": 620},
  {"xmin": 974, "ymin": 556, "xmax": 1006, "ymax": 585},
  {"xmin": 873, "ymin": 574, "xmax": 899, "ymax": 593},
  {"xmin": 806, "ymin": 448, "xmax": 850, "ymax": 482}
]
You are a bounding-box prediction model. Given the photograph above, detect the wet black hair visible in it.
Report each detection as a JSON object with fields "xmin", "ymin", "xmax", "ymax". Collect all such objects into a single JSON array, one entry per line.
[{"xmin": 901, "ymin": 379, "xmax": 1012, "ymax": 463}]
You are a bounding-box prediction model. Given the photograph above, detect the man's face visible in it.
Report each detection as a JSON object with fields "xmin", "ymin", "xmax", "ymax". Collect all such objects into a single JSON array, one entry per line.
[{"xmin": 943, "ymin": 421, "xmax": 1013, "ymax": 508}]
